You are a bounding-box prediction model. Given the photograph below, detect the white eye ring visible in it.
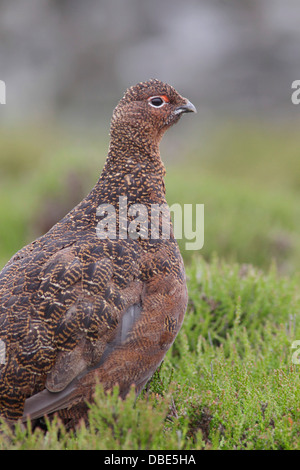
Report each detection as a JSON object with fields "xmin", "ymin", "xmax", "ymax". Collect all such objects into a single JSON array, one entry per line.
[{"xmin": 148, "ymin": 96, "xmax": 166, "ymax": 108}]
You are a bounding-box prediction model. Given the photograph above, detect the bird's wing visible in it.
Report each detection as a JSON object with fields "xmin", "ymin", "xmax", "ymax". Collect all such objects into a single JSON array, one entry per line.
[
  {"xmin": 22, "ymin": 252, "xmax": 187, "ymax": 422},
  {"xmin": 0, "ymin": 237, "xmax": 142, "ymax": 420},
  {"xmin": 22, "ymin": 303, "xmax": 143, "ymax": 421}
]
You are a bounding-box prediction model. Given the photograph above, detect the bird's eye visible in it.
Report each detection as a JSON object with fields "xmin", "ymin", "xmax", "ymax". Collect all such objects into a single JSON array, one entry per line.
[{"xmin": 149, "ymin": 96, "xmax": 165, "ymax": 108}]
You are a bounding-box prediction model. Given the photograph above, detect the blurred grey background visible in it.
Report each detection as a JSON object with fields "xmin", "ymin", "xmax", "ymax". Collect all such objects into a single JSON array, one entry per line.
[{"xmin": 1, "ymin": 0, "xmax": 300, "ymax": 130}]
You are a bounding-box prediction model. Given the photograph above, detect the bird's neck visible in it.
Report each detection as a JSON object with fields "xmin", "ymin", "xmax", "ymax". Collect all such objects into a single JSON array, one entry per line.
[
  {"xmin": 90, "ymin": 136, "xmax": 167, "ymax": 207},
  {"xmin": 105, "ymin": 140, "xmax": 164, "ymax": 174}
]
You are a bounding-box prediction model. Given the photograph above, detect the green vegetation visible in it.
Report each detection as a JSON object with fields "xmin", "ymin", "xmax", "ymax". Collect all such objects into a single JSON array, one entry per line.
[
  {"xmin": 166, "ymin": 121, "xmax": 300, "ymax": 274},
  {"xmin": 0, "ymin": 122, "xmax": 299, "ymax": 449},
  {"xmin": 1, "ymin": 258, "xmax": 299, "ymax": 450}
]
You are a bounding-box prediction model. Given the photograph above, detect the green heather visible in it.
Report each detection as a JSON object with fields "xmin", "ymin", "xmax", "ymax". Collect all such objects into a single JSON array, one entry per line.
[{"xmin": 0, "ymin": 122, "xmax": 299, "ymax": 449}]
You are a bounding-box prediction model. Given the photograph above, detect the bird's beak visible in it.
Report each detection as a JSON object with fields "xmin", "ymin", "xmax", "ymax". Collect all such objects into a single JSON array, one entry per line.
[{"xmin": 176, "ymin": 99, "xmax": 197, "ymax": 114}]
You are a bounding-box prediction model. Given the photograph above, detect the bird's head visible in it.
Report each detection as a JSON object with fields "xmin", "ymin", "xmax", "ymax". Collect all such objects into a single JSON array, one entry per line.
[{"xmin": 110, "ymin": 79, "xmax": 196, "ymax": 146}]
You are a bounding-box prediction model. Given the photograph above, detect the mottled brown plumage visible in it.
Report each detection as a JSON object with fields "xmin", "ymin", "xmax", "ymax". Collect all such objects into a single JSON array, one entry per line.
[{"xmin": 0, "ymin": 79, "xmax": 196, "ymax": 426}]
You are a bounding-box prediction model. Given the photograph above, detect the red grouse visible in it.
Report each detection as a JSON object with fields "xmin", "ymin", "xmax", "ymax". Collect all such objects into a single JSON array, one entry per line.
[{"xmin": 0, "ymin": 79, "xmax": 196, "ymax": 426}]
